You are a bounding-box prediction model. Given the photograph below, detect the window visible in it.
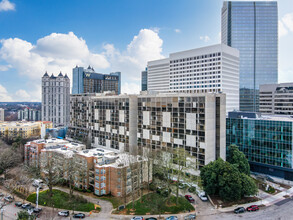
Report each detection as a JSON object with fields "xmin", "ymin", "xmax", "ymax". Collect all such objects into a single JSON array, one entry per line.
[
  {"xmin": 95, "ymin": 189, "xmax": 99, "ymax": 195},
  {"xmin": 95, "ymin": 169, "xmax": 99, "ymax": 174}
]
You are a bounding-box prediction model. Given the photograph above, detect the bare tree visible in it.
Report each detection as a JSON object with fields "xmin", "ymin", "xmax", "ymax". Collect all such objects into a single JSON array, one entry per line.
[{"xmin": 0, "ymin": 148, "xmax": 22, "ymax": 179}]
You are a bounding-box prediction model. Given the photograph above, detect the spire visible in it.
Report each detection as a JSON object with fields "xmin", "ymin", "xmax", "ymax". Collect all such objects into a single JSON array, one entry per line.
[
  {"xmin": 88, "ymin": 65, "xmax": 91, "ymax": 69},
  {"xmin": 64, "ymin": 74, "xmax": 69, "ymax": 79},
  {"xmin": 58, "ymin": 71, "xmax": 63, "ymax": 77},
  {"xmin": 43, "ymin": 71, "xmax": 49, "ymax": 77}
]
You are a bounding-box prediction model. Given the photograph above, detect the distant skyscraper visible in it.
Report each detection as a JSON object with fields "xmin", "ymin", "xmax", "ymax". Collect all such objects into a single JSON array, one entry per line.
[
  {"xmin": 141, "ymin": 68, "xmax": 148, "ymax": 91},
  {"xmin": 72, "ymin": 66, "xmax": 121, "ymax": 95},
  {"xmin": 222, "ymin": 1, "xmax": 278, "ymax": 112},
  {"xmin": 0, "ymin": 108, "xmax": 4, "ymax": 121},
  {"xmin": 42, "ymin": 72, "xmax": 70, "ymax": 127}
]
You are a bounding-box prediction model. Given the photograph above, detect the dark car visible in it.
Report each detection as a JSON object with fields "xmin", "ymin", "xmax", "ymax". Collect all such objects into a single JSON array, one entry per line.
[
  {"xmin": 15, "ymin": 202, "xmax": 22, "ymax": 207},
  {"xmin": 146, "ymin": 218, "xmax": 157, "ymax": 220},
  {"xmin": 58, "ymin": 210, "xmax": 70, "ymax": 217},
  {"xmin": 234, "ymin": 207, "xmax": 245, "ymax": 214},
  {"xmin": 73, "ymin": 213, "xmax": 86, "ymax": 218},
  {"xmin": 33, "ymin": 207, "xmax": 42, "ymax": 213},
  {"xmin": 184, "ymin": 214, "xmax": 196, "ymax": 220},
  {"xmin": 185, "ymin": 195, "xmax": 195, "ymax": 203},
  {"xmin": 246, "ymin": 205, "xmax": 259, "ymax": 212}
]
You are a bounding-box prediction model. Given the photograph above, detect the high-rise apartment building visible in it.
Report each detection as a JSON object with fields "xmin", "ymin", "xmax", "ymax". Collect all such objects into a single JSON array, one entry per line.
[
  {"xmin": 147, "ymin": 44, "xmax": 239, "ymax": 113},
  {"xmin": 42, "ymin": 72, "xmax": 70, "ymax": 127},
  {"xmin": 259, "ymin": 83, "xmax": 293, "ymax": 115},
  {"xmin": 227, "ymin": 112, "xmax": 293, "ymax": 181},
  {"xmin": 18, "ymin": 107, "xmax": 41, "ymax": 121},
  {"xmin": 0, "ymin": 108, "xmax": 4, "ymax": 121},
  {"xmin": 68, "ymin": 92, "xmax": 226, "ymax": 167},
  {"xmin": 222, "ymin": 1, "xmax": 278, "ymax": 112},
  {"xmin": 67, "ymin": 93, "xmax": 138, "ymax": 154},
  {"xmin": 141, "ymin": 68, "xmax": 148, "ymax": 91},
  {"xmin": 72, "ymin": 66, "xmax": 121, "ymax": 95}
]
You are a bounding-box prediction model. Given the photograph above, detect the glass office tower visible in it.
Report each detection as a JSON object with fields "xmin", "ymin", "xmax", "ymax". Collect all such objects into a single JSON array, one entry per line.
[
  {"xmin": 222, "ymin": 1, "xmax": 278, "ymax": 112},
  {"xmin": 141, "ymin": 68, "xmax": 148, "ymax": 91}
]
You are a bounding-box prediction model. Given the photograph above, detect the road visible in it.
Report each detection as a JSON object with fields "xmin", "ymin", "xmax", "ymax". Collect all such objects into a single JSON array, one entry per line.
[{"xmin": 2, "ymin": 186, "xmax": 293, "ymax": 220}]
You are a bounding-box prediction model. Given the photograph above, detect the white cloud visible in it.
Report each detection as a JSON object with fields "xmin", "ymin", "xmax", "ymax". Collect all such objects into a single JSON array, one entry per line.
[
  {"xmin": 121, "ymin": 82, "xmax": 140, "ymax": 94},
  {"xmin": 279, "ymin": 20, "xmax": 288, "ymax": 38},
  {"xmin": 0, "ymin": 84, "xmax": 13, "ymax": 101},
  {"xmin": 0, "ymin": 64, "xmax": 11, "ymax": 71},
  {"xmin": 0, "ymin": 0, "xmax": 15, "ymax": 12},
  {"xmin": 104, "ymin": 28, "xmax": 164, "ymax": 82},
  {"xmin": 199, "ymin": 35, "xmax": 210, "ymax": 42},
  {"xmin": 282, "ymin": 13, "xmax": 293, "ymax": 32},
  {"xmin": 0, "ymin": 32, "xmax": 109, "ymax": 81},
  {"xmin": 174, "ymin": 29, "xmax": 181, "ymax": 33},
  {"xmin": 0, "ymin": 29, "xmax": 165, "ymax": 101}
]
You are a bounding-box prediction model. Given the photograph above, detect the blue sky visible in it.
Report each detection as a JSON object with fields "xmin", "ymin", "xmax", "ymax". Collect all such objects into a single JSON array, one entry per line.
[{"xmin": 0, "ymin": 0, "xmax": 293, "ymax": 101}]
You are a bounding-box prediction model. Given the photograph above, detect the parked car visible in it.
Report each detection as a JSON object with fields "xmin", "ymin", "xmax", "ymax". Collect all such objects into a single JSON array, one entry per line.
[
  {"xmin": 166, "ymin": 216, "xmax": 178, "ymax": 220},
  {"xmin": 58, "ymin": 210, "xmax": 70, "ymax": 217},
  {"xmin": 184, "ymin": 214, "xmax": 196, "ymax": 220},
  {"xmin": 0, "ymin": 193, "xmax": 3, "ymax": 197},
  {"xmin": 32, "ymin": 179, "xmax": 44, "ymax": 187},
  {"xmin": 15, "ymin": 202, "xmax": 22, "ymax": 207},
  {"xmin": 198, "ymin": 192, "xmax": 208, "ymax": 201},
  {"xmin": 185, "ymin": 195, "xmax": 195, "ymax": 203},
  {"xmin": 234, "ymin": 207, "xmax": 245, "ymax": 214},
  {"xmin": 131, "ymin": 217, "xmax": 144, "ymax": 220},
  {"xmin": 33, "ymin": 207, "xmax": 42, "ymax": 213},
  {"xmin": 4, "ymin": 195, "xmax": 13, "ymax": 202},
  {"xmin": 246, "ymin": 205, "xmax": 259, "ymax": 212},
  {"xmin": 21, "ymin": 203, "xmax": 31, "ymax": 209},
  {"xmin": 73, "ymin": 213, "xmax": 86, "ymax": 218},
  {"xmin": 146, "ymin": 218, "xmax": 157, "ymax": 220}
]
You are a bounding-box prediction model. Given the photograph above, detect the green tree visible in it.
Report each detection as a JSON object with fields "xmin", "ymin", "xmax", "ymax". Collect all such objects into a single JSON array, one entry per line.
[
  {"xmin": 240, "ymin": 173, "xmax": 258, "ymax": 197},
  {"xmin": 227, "ymin": 144, "xmax": 250, "ymax": 175},
  {"xmin": 16, "ymin": 210, "xmax": 35, "ymax": 220},
  {"xmin": 201, "ymin": 158, "xmax": 257, "ymax": 202}
]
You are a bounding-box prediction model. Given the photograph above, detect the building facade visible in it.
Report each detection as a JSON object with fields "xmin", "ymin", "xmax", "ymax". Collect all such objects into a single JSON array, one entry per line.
[
  {"xmin": 18, "ymin": 108, "xmax": 41, "ymax": 121},
  {"xmin": 72, "ymin": 66, "xmax": 121, "ymax": 95},
  {"xmin": 67, "ymin": 93, "xmax": 138, "ymax": 154},
  {"xmin": 0, "ymin": 121, "xmax": 52, "ymax": 140},
  {"xmin": 137, "ymin": 93, "xmax": 226, "ymax": 168},
  {"xmin": 260, "ymin": 83, "xmax": 293, "ymax": 115},
  {"xmin": 42, "ymin": 72, "xmax": 70, "ymax": 127},
  {"xmin": 147, "ymin": 44, "xmax": 239, "ymax": 113},
  {"xmin": 0, "ymin": 108, "xmax": 4, "ymax": 121},
  {"xmin": 68, "ymin": 92, "xmax": 226, "ymax": 168},
  {"xmin": 222, "ymin": 1, "xmax": 278, "ymax": 112},
  {"xmin": 226, "ymin": 112, "xmax": 293, "ymax": 181},
  {"xmin": 141, "ymin": 68, "xmax": 148, "ymax": 91}
]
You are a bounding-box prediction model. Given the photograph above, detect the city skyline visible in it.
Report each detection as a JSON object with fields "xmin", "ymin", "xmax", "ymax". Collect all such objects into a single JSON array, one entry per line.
[{"xmin": 0, "ymin": 0, "xmax": 293, "ymax": 102}]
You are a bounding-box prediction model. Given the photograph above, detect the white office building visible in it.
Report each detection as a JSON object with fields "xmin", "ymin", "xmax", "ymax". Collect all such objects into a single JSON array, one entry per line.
[
  {"xmin": 147, "ymin": 44, "xmax": 239, "ymax": 113},
  {"xmin": 0, "ymin": 108, "xmax": 4, "ymax": 121}
]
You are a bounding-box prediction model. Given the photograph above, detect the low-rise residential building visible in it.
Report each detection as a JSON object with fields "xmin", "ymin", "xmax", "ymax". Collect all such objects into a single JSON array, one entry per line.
[
  {"xmin": 227, "ymin": 111, "xmax": 293, "ymax": 181},
  {"xmin": 0, "ymin": 121, "xmax": 52, "ymax": 140},
  {"xmin": 25, "ymin": 138, "xmax": 150, "ymax": 197}
]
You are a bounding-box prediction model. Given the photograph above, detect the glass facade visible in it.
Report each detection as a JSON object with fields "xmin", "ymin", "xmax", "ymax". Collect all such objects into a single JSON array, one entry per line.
[
  {"xmin": 226, "ymin": 116, "xmax": 293, "ymax": 180},
  {"xmin": 141, "ymin": 69, "xmax": 147, "ymax": 91},
  {"xmin": 222, "ymin": 1, "xmax": 278, "ymax": 112}
]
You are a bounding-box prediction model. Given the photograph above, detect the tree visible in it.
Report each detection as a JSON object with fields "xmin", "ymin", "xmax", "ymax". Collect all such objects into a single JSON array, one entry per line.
[
  {"xmin": 227, "ymin": 144, "xmax": 250, "ymax": 175},
  {"xmin": 201, "ymin": 158, "xmax": 257, "ymax": 202},
  {"xmin": 16, "ymin": 210, "xmax": 35, "ymax": 220},
  {"xmin": 0, "ymin": 148, "xmax": 22, "ymax": 179}
]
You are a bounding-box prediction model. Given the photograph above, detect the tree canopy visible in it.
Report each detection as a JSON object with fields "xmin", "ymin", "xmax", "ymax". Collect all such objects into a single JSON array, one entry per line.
[
  {"xmin": 227, "ymin": 144, "xmax": 250, "ymax": 175},
  {"xmin": 200, "ymin": 158, "xmax": 257, "ymax": 201}
]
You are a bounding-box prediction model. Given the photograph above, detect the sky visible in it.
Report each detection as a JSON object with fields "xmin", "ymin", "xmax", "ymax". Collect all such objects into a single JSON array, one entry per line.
[{"xmin": 0, "ymin": 0, "xmax": 293, "ymax": 102}]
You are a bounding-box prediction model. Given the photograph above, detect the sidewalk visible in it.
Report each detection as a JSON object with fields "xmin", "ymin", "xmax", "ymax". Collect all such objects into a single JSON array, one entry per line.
[{"xmin": 218, "ymin": 187, "xmax": 293, "ymax": 212}]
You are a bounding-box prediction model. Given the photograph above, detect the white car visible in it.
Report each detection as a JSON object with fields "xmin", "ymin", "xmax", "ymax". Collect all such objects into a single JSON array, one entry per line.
[
  {"xmin": 131, "ymin": 217, "xmax": 144, "ymax": 220},
  {"xmin": 58, "ymin": 210, "xmax": 70, "ymax": 217},
  {"xmin": 198, "ymin": 192, "xmax": 208, "ymax": 201}
]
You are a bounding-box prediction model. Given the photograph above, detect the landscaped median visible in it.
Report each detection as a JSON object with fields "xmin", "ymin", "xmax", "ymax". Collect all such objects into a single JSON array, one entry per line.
[
  {"xmin": 26, "ymin": 189, "xmax": 100, "ymax": 212},
  {"xmin": 112, "ymin": 193, "xmax": 195, "ymax": 215}
]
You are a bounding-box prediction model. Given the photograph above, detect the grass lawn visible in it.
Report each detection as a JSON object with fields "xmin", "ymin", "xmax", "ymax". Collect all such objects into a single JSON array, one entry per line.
[
  {"xmin": 27, "ymin": 189, "xmax": 97, "ymax": 212},
  {"xmin": 123, "ymin": 193, "xmax": 194, "ymax": 215}
]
